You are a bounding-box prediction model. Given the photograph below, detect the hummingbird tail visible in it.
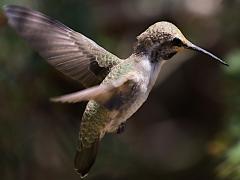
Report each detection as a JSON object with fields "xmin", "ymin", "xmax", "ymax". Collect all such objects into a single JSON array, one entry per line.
[{"xmin": 74, "ymin": 140, "xmax": 99, "ymax": 178}]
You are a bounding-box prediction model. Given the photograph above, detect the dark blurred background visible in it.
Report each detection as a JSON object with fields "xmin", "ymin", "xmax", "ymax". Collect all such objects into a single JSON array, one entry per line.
[{"xmin": 0, "ymin": 0, "xmax": 240, "ymax": 180}]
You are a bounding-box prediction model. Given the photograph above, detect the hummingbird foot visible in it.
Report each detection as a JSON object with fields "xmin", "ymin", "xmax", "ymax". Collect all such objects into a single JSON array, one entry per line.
[{"xmin": 116, "ymin": 122, "xmax": 126, "ymax": 134}]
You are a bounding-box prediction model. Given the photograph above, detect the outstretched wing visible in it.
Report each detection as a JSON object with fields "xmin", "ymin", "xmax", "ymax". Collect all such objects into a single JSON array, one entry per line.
[
  {"xmin": 3, "ymin": 5, "xmax": 122, "ymax": 87},
  {"xmin": 50, "ymin": 72, "xmax": 140, "ymax": 107}
]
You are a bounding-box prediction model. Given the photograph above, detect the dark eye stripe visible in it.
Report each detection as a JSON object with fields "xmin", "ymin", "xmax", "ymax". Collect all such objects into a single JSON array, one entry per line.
[{"xmin": 172, "ymin": 37, "xmax": 183, "ymax": 47}]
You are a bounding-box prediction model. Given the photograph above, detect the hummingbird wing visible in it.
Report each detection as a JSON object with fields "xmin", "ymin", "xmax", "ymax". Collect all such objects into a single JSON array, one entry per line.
[
  {"xmin": 50, "ymin": 72, "xmax": 140, "ymax": 105},
  {"xmin": 3, "ymin": 5, "xmax": 123, "ymax": 87}
]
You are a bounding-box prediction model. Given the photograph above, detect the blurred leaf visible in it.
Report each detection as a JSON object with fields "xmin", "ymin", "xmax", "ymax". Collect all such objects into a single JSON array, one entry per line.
[{"xmin": 217, "ymin": 142, "xmax": 240, "ymax": 180}]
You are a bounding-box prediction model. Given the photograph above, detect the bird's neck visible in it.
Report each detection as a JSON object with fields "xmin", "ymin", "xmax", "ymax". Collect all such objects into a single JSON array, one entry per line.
[
  {"xmin": 130, "ymin": 53, "xmax": 165, "ymax": 91},
  {"xmin": 133, "ymin": 50, "xmax": 163, "ymax": 64},
  {"xmin": 133, "ymin": 43, "xmax": 162, "ymax": 63}
]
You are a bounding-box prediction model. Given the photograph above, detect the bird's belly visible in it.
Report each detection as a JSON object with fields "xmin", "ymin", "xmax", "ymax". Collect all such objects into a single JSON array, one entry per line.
[{"xmin": 105, "ymin": 92, "xmax": 149, "ymax": 133}]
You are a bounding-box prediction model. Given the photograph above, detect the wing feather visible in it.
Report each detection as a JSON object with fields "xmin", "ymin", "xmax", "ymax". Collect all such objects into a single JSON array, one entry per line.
[
  {"xmin": 50, "ymin": 72, "xmax": 140, "ymax": 106},
  {"xmin": 3, "ymin": 5, "xmax": 123, "ymax": 87}
]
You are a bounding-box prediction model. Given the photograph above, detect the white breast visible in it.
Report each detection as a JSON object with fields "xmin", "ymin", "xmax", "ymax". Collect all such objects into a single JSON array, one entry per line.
[
  {"xmin": 104, "ymin": 56, "xmax": 165, "ymax": 133},
  {"xmin": 137, "ymin": 55, "xmax": 165, "ymax": 93}
]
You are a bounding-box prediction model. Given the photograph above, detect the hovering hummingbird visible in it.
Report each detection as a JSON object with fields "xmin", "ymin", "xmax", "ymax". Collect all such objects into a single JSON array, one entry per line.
[{"xmin": 3, "ymin": 5, "xmax": 228, "ymax": 178}]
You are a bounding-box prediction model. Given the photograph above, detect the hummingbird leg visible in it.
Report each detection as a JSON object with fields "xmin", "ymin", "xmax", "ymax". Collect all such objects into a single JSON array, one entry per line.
[{"xmin": 116, "ymin": 122, "xmax": 126, "ymax": 134}]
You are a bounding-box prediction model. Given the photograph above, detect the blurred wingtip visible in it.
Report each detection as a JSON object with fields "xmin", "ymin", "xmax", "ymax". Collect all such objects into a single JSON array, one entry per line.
[
  {"xmin": 3, "ymin": 4, "xmax": 23, "ymax": 10},
  {"xmin": 2, "ymin": 4, "xmax": 17, "ymax": 13},
  {"xmin": 50, "ymin": 97, "xmax": 58, "ymax": 103},
  {"xmin": 2, "ymin": 4, "xmax": 9, "ymax": 10},
  {"xmin": 50, "ymin": 97, "xmax": 67, "ymax": 103},
  {"xmin": 50, "ymin": 96, "xmax": 77, "ymax": 104}
]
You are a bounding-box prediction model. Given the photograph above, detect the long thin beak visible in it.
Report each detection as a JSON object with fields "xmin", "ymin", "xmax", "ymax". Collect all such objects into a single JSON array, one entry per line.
[{"xmin": 185, "ymin": 42, "xmax": 228, "ymax": 66}]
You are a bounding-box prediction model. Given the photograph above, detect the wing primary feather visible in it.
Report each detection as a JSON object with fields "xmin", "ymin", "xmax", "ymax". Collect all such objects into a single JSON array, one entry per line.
[
  {"xmin": 3, "ymin": 5, "xmax": 123, "ymax": 87},
  {"xmin": 50, "ymin": 73, "xmax": 139, "ymax": 105},
  {"xmin": 50, "ymin": 85, "xmax": 111, "ymax": 103},
  {"xmin": 4, "ymin": 5, "xmax": 72, "ymax": 32}
]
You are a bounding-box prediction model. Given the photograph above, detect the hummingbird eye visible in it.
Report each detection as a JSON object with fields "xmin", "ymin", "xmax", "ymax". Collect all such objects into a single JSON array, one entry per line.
[{"xmin": 172, "ymin": 37, "xmax": 183, "ymax": 47}]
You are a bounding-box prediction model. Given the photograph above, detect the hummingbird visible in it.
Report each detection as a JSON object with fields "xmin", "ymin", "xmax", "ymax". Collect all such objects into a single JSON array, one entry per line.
[{"xmin": 3, "ymin": 5, "xmax": 228, "ymax": 178}]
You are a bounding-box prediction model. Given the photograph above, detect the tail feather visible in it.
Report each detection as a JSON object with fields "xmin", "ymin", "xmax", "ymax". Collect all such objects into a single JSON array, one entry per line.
[{"xmin": 74, "ymin": 141, "xmax": 99, "ymax": 178}]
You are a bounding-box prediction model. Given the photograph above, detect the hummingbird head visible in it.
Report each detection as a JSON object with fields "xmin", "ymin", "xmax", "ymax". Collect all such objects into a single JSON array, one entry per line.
[{"xmin": 135, "ymin": 21, "xmax": 228, "ymax": 66}]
